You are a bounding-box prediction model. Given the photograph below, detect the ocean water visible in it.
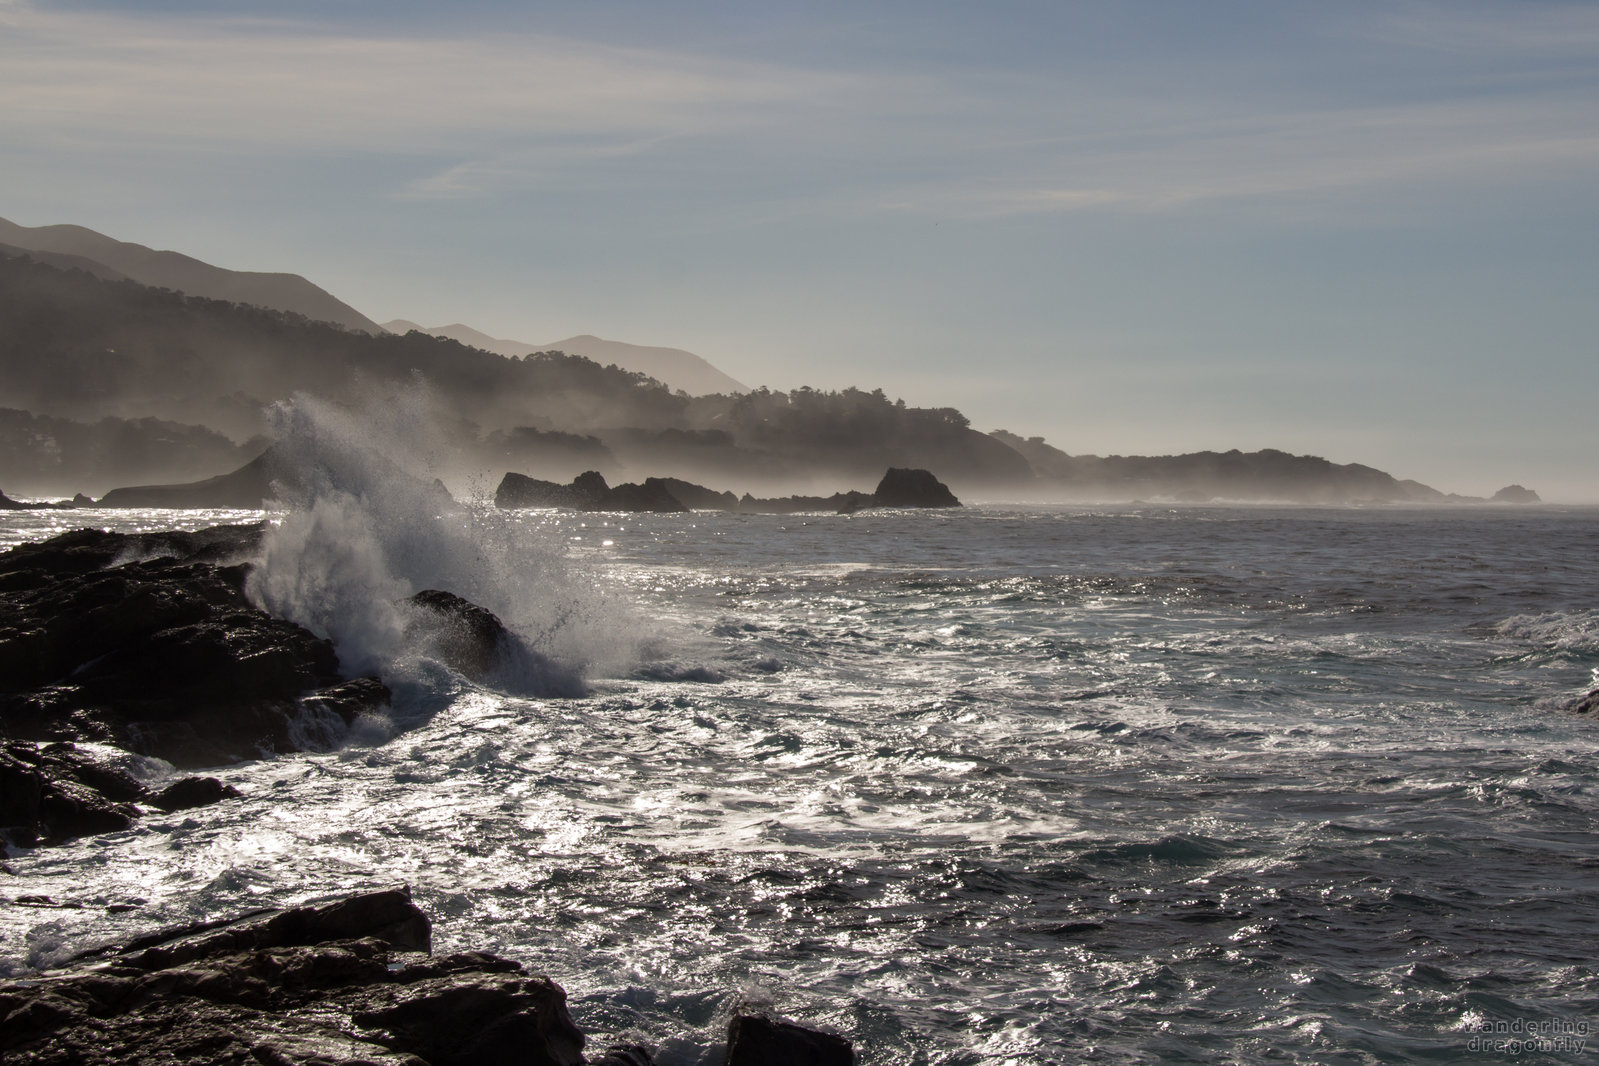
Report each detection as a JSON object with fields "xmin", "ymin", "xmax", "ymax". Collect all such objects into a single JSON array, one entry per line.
[{"xmin": 3, "ymin": 500, "xmax": 1598, "ymax": 1064}]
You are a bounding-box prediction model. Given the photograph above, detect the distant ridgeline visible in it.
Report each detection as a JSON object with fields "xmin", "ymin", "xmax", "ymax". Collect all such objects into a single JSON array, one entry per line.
[{"xmin": 0, "ymin": 251, "xmax": 1531, "ymax": 504}]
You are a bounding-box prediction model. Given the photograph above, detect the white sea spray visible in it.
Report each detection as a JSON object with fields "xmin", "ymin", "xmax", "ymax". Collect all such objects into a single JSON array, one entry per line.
[{"xmin": 244, "ymin": 391, "xmax": 632, "ymax": 689}]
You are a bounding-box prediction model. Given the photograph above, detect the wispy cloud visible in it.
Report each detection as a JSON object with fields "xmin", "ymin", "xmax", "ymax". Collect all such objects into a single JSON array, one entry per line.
[
  {"xmin": 1368, "ymin": 3, "xmax": 1599, "ymax": 55},
  {"xmin": 0, "ymin": 3, "xmax": 857, "ymax": 154},
  {"xmin": 4, "ymin": 1, "xmax": 1596, "ymax": 219},
  {"xmin": 939, "ymin": 94, "xmax": 1599, "ymax": 217}
]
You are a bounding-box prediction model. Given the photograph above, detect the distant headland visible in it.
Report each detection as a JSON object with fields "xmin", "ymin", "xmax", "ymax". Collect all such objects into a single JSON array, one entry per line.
[{"xmin": 0, "ymin": 219, "xmax": 1543, "ymax": 507}]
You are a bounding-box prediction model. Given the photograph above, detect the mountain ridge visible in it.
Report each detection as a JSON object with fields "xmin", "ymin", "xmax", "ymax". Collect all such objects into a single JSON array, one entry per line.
[
  {"xmin": 382, "ymin": 320, "xmax": 747, "ymax": 397},
  {"xmin": 0, "ymin": 216, "xmax": 384, "ymax": 334},
  {"xmin": 0, "ymin": 235, "xmax": 1521, "ymax": 504}
]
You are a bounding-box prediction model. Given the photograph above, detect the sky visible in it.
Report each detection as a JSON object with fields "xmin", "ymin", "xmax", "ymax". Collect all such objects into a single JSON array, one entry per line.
[{"xmin": 3, "ymin": 0, "xmax": 1597, "ymax": 500}]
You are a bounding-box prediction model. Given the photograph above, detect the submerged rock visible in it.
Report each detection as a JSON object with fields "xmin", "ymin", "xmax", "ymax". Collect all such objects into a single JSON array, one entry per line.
[{"xmin": 727, "ymin": 1013, "xmax": 855, "ymax": 1065}]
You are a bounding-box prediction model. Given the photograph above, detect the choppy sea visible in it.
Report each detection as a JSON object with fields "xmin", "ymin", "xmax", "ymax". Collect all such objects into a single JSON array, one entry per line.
[{"xmin": 3, "ymin": 498, "xmax": 1597, "ymax": 1064}]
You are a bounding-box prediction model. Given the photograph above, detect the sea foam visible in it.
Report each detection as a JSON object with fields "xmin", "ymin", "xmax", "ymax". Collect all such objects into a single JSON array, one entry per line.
[{"xmin": 245, "ymin": 392, "xmax": 628, "ymax": 694}]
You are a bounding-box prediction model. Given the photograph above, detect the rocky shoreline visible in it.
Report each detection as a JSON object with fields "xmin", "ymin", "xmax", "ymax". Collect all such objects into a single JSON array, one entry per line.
[
  {"xmin": 0, "ymin": 525, "xmax": 854, "ymax": 1062},
  {"xmin": 0, "ymin": 886, "xmax": 851, "ymax": 1065}
]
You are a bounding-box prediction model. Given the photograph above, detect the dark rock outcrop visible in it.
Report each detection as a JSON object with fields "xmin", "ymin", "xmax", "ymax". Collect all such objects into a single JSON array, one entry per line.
[
  {"xmin": 0, "ymin": 526, "xmax": 389, "ymax": 768},
  {"xmin": 654, "ymin": 477, "xmax": 739, "ymax": 511},
  {"xmin": 727, "ymin": 1013, "xmax": 855, "ymax": 1065},
  {"xmin": 733, "ymin": 468, "xmax": 957, "ymax": 514},
  {"xmin": 403, "ymin": 589, "xmax": 518, "ymax": 679},
  {"xmin": 494, "ymin": 471, "xmax": 601, "ymax": 509},
  {"xmin": 1566, "ymin": 689, "xmax": 1598, "ymax": 715},
  {"xmin": 1491, "ymin": 484, "xmax": 1541, "ymax": 504},
  {"xmin": 0, "ymin": 887, "xmax": 855, "ymax": 1065},
  {"xmin": 0, "ymin": 741, "xmax": 143, "ymax": 847},
  {"xmin": 148, "ymin": 775, "xmax": 243, "ymax": 812},
  {"xmin": 494, "ymin": 471, "xmax": 688, "ymax": 513},
  {"xmin": 870, "ymin": 467, "xmax": 961, "ymax": 509},
  {"xmin": 0, "ymin": 491, "xmax": 77, "ymax": 511},
  {"xmin": 496, "ymin": 468, "xmax": 959, "ymax": 516},
  {"xmin": 606, "ymin": 478, "xmax": 690, "ymax": 513},
  {"xmin": 400, "ymin": 590, "xmax": 585, "ymax": 696},
  {"xmin": 95, "ymin": 447, "xmax": 294, "ymax": 509},
  {"xmin": 0, "ymin": 887, "xmax": 588, "ymax": 1066},
  {"xmin": 0, "ymin": 740, "xmax": 243, "ymax": 847}
]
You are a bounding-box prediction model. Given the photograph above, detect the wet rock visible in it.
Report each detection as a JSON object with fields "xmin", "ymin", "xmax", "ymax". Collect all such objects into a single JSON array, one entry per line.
[
  {"xmin": 353, "ymin": 974, "xmax": 583, "ymax": 1066},
  {"xmin": 0, "ymin": 741, "xmax": 143, "ymax": 847},
  {"xmin": 0, "ymin": 526, "xmax": 384, "ymax": 768},
  {"xmin": 148, "ymin": 775, "xmax": 242, "ymax": 812},
  {"xmin": 111, "ymin": 887, "xmax": 433, "ymax": 969},
  {"xmin": 401, "ymin": 590, "xmax": 584, "ymax": 696},
  {"xmin": 403, "ymin": 589, "xmax": 516, "ymax": 679},
  {"xmin": 726, "ymin": 1014, "xmax": 854, "ymax": 1065},
  {"xmin": 1566, "ymin": 689, "xmax": 1599, "ymax": 715},
  {"xmin": 297, "ymin": 675, "xmax": 393, "ymax": 722},
  {"xmin": 0, "ymin": 888, "xmax": 587, "ymax": 1066}
]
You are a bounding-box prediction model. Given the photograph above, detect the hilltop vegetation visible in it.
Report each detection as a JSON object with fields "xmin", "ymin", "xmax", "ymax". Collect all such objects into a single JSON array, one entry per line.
[
  {"xmin": 0, "ymin": 251, "xmax": 1497, "ymax": 503},
  {"xmin": 0, "ymin": 254, "xmax": 1024, "ymax": 494}
]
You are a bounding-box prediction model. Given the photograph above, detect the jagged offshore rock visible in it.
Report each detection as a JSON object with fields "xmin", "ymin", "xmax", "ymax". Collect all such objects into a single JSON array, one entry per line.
[
  {"xmin": 869, "ymin": 467, "xmax": 961, "ymax": 508},
  {"xmin": 493, "ymin": 470, "xmax": 689, "ymax": 512},
  {"xmin": 494, "ymin": 466, "xmax": 960, "ymax": 515},
  {"xmin": 93, "ymin": 443, "xmax": 457, "ymax": 511},
  {"xmin": 1491, "ymin": 484, "xmax": 1541, "ymax": 504}
]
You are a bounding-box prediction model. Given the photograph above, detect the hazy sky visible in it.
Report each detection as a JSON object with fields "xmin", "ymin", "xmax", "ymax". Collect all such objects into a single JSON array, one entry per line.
[{"xmin": 4, "ymin": 0, "xmax": 1597, "ymax": 499}]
